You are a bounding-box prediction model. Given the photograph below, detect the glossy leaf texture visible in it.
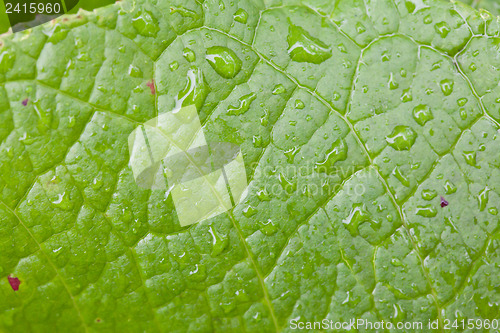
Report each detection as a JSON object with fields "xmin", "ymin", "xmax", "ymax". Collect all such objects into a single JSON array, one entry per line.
[{"xmin": 0, "ymin": 0, "xmax": 500, "ymax": 332}]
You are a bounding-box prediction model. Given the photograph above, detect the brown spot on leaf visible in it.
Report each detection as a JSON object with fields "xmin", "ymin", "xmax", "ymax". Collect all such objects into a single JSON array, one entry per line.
[
  {"xmin": 440, "ymin": 196, "xmax": 449, "ymax": 208},
  {"xmin": 146, "ymin": 79, "xmax": 156, "ymax": 95},
  {"xmin": 8, "ymin": 276, "xmax": 21, "ymax": 291}
]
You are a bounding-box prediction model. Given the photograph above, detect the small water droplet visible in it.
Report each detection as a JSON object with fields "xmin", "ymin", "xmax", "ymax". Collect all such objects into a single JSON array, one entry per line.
[
  {"xmin": 169, "ymin": 61, "xmax": 179, "ymax": 71},
  {"xmin": 440, "ymin": 79, "xmax": 454, "ymax": 96},
  {"xmin": 478, "ymin": 187, "xmax": 489, "ymax": 211},
  {"xmin": 416, "ymin": 205, "xmax": 437, "ymax": 218},
  {"xmin": 183, "ymin": 48, "xmax": 196, "ymax": 62},
  {"xmin": 388, "ymin": 73, "xmax": 399, "ymax": 90},
  {"xmin": 295, "ymin": 99, "xmax": 305, "ymax": 109},
  {"xmin": 272, "ymin": 84, "xmax": 286, "ymax": 95},
  {"xmin": 463, "ymin": 151, "xmax": 478, "ymax": 167},
  {"xmin": 422, "ymin": 189, "xmax": 437, "ymax": 201},
  {"xmin": 435, "ymin": 21, "xmax": 451, "ymax": 38}
]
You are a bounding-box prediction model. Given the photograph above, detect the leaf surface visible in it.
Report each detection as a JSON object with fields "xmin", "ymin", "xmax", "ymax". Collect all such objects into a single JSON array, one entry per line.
[{"xmin": 0, "ymin": 0, "xmax": 500, "ymax": 332}]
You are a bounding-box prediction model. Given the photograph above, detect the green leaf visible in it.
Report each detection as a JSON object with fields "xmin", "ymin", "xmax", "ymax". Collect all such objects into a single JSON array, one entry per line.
[
  {"xmin": 1, "ymin": 0, "xmax": 500, "ymax": 332},
  {"xmin": 461, "ymin": 0, "xmax": 500, "ymax": 16}
]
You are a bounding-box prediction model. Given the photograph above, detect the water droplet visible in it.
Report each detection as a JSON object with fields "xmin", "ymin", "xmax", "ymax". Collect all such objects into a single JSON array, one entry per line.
[
  {"xmin": 68, "ymin": 116, "xmax": 76, "ymax": 128},
  {"xmin": 343, "ymin": 203, "xmax": 379, "ymax": 237},
  {"xmin": 233, "ymin": 8, "xmax": 248, "ymax": 24},
  {"xmin": 386, "ymin": 126, "xmax": 417, "ymax": 151},
  {"xmin": 33, "ymin": 100, "xmax": 52, "ymax": 133},
  {"xmin": 243, "ymin": 205, "xmax": 257, "ymax": 218},
  {"xmin": 257, "ymin": 189, "xmax": 271, "ymax": 201},
  {"xmin": 422, "ymin": 189, "xmax": 437, "ymax": 201},
  {"xmin": 227, "ymin": 92, "xmax": 256, "ymax": 115},
  {"xmin": 463, "ymin": 151, "xmax": 478, "ymax": 167},
  {"xmin": 469, "ymin": 63, "xmax": 477, "ymax": 71},
  {"xmin": 333, "ymin": 92, "xmax": 341, "ymax": 101},
  {"xmin": 128, "ymin": 64, "xmax": 142, "ymax": 78},
  {"xmin": 401, "ymin": 88, "xmax": 412, "ymax": 102},
  {"xmin": 206, "ymin": 46, "xmax": 242, "ymax": 79},
  {"xmin": 457, "ymin": 98, "xmax": 468, "ymax": 107},
  {"xmin": 412, "ymin": 104, "xmax": 433, "ymax": 126},
  {"xmin": 440, "ymin": 79, "xmax": 454, "ymax": 96},
  {"xmin": 272, "ymin": 84, "xmax": 286, "ymax": 95},
  {"xmin": 0, "ymin": 49, "xmax": 16, "ymax": 73},
  {"xmin": 284, "ymin": 146, "xmax": 300, "ymax": 163},
  {"xmin": 478, "ymin": 187, "xmax": 489, "ymax": 211},
  {"xmin": 252, "ymin": 135, "xmax": 264, "ymax": 148},
  {"xmin": 489, "ymin": 207, "xmax": 498, "ymax": 215},
  {"xmin": 287, "ymin": 23, "xmax": 332, "ymax": 64},
  {"xmin": 208, "ymin": 226, "xmax": 228, "ymax": 256},
  {"xmin": 416, "ymin": 205, "xmax": 437, "ymax": 218},
  {"xmin": 435, "ymin": 21, "xmax": 451, "ymax": 38},
  {"xmin": 444, "ymin": 180, "xmax": 457, "ymax": 194},
  {"xmin": 278, "ymin": 173, "xmax": 296, "ymax": 195},
  {"xmin": 260, "ymin": 219, "xmax": 278, "ymax": 235},
  {"xmin": 392, "ymin": 166, "xmax": 410, "ymax": 187},
  {"xmin": 314, "ymin": 138, "xmax": 348, "ymax": 173},
  {"xmin": 381, "ymin": 51, "xmax": 390, "ymax": 62},
  {"xmin": 295, "ymin": 99, "xmax": 305, "ymax": 109},
  {"xmin": 183, "ymin": 48, "xmax": 196, "ymax": 62},
  {"xmin": 52, "ymin": 192, "xmax": 73, "ymax": 211},
  {"xmin": 169, "ymin": 6, "xmax": 198, "ymax": 18},
  {"xmin": 388, "ymin": 73, "xmax": 399, "ymax": 90},
  {"xmin": 355, "ymin": 22, "xmax": 366, "ymax": 33},
  {"xmin": 423, "ymin": 15, "xmax": 432, "ymax": 24},
  {"xmin": 169, "ymin": 61, "xmax": 179, "ymax": 71},
  {"xmin": 175, "ymin": 67, "xmax": 210, "ymax": 110},
  {"xmin": 132, "ymin": 10, "xmax": 159, "ymax": 37}
]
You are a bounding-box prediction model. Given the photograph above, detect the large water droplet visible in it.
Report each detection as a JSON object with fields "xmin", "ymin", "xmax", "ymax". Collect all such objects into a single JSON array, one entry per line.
[
  {"xmin": 287, "ymin": 23, "xmax": 332, "ymax": 64},
  {"xmin": 233, "ymin": 8, "xmax": 248, "ymax": 24},
  {"xmin": 314, "ymin": 138, "xmax": 348, "ymax": 174},
  {"xmin": 206, "ymin": 46, "xmax": 242, "ymax": 79},
  {"xmin": 343, "ymin": 203, "xmax": 379, "ymax": 237},
  {"xmin": 412, "ymin": 105, "xmax": 433, "ymax": 126},
  {"xmin": 386, "ymin": 126, "xmax": 417, "ymax": 151},
  {"xmin": 227, "ymin": 92, "xmax": 256, "ymax": 115},
  {"xmin": 132, "ymin": 10, "xmax": 159, "ymax": 37},
  {"xmin": 416, "ymin": 205, "xmax": 437, "ymax": 218},
  {"xmin": 175, "ymin": 67, "xmax": 210, "ymax": 110}
]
